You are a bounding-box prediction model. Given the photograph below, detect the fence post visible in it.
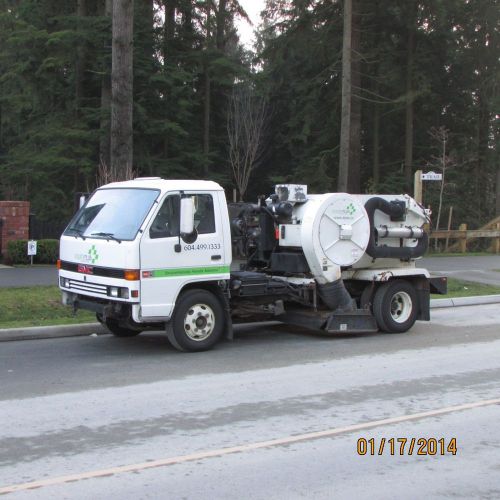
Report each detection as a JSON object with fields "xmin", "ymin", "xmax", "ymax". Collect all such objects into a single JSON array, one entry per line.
[
  {"xmin": 495, "ymin": 222, "xmax": 500, "ymax": 254},
  {"xmin": 445, "ymin": 206, "xmax": 453, "ymax": 252},
  {"xmin": 459, "ymin": 223, "xmax": 467, "ymax": 253},
  {"xmin": 414, "ymin": 170, "xmax": 422, "ymax": 204}
]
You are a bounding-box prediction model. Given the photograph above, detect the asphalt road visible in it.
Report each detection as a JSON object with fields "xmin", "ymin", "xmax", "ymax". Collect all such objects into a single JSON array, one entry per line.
[
  {"xmin": 1, "ymin": 304, "xmax": 499, "ymax": 498},
  {"xmin": 2, "ymin": 255, "xmax": 500, "ymax": 288},
  {"xmin": 421, "ymin": 255, "xmax": 500, "ymax": 286},
  {"xmin": 0, "ymin": 266, "xmax": 58, "ymax": 288}
]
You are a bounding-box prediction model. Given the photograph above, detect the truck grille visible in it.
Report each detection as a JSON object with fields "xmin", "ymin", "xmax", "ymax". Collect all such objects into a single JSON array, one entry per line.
[
  {"xmin": 60, "ymin": 261, "xmax": 125, "ymax": 279},
  {"xmin": 66, "ymin": 279, "xmax": 108, "ymax": 296}
]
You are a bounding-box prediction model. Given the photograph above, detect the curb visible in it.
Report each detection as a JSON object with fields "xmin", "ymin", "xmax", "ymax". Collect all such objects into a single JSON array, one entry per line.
[
  {"xmin": 0, "ymin": 323, "xmax": 107, "ymax": 343},
  {"xmin": 1, "ymin": 295, "xmax": 499, "ymax": 343},
  {"xmin": 430, "ymin": 294, "xmax": 500, "ymax": 309}
]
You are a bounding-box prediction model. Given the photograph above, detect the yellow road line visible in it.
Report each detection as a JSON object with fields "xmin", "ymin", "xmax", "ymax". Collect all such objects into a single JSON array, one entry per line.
[{"xmin": 1, "ymin": 397, "xmax": 499, "ymax": 494}]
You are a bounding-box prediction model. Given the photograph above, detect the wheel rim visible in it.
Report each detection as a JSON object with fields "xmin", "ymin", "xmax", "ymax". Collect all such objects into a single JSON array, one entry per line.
[
  {"xmin": 390, "ymin": 291, "xmax": 413, "ymax": 323},
  {"xmin": 183, "ymin": 303, "xmax": 215, "ymax": 341}
]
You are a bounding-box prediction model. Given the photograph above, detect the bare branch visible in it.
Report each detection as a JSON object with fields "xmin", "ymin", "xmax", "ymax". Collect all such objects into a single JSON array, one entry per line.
[{"xmin": 227, "ymin": 84, "xmax": 267, "ymax": 200}]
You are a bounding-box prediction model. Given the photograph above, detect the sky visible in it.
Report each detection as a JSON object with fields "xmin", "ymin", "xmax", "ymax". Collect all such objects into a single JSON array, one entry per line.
[{"xmin": 236, "ymin": 0, "xmax": 266, "ymax": 48}]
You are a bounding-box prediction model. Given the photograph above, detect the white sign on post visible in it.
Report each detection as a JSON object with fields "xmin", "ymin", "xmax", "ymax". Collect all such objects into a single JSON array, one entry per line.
[
  {"xmin": 27, "ymin": 240, "xmax": 37, "ymax": 256},
  {"xmin": 27, "ymin": 240, "xmax": 37, "ymax": 265},
  {"xmin": 421, "ymin": 171, "xmax": 443, "ymax": 181}
]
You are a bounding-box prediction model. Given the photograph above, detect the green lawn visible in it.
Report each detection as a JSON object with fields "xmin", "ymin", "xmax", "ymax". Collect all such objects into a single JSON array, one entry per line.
[
  {"xmin": 432, "ymin": 278, "xmax": 500, "ymax": 299},
  {"xmin": 0, "ymin": 286, "xmax": 94, "ymax": 329}
]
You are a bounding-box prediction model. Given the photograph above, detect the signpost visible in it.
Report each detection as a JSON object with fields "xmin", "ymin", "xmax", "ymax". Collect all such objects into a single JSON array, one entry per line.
[
  {"xmin": 27, "ymin": 240, "xmax": 37, "ymax": 266},
  {"xmin": 414, "ymin": 170, "xmax": 443, "ymax": 203}
]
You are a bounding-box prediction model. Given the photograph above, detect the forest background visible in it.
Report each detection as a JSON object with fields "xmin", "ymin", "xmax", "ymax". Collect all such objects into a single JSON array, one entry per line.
[{"xmin": 0, "ymin": 0, "xmax": 498, "ymax": 233}]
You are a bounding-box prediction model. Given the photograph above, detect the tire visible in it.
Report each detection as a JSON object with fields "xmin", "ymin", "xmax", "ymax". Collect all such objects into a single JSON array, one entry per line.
[
  {"xmin": 166, "ymin": 289, "xmax": 224, "ymax": 352},
  {"xmin": 373, "ymin": 280, "xmax": 418, "ymax": 333},
  {"xmin": 96, "ymin": 314, "xmax": 142, "ymax": 337}
]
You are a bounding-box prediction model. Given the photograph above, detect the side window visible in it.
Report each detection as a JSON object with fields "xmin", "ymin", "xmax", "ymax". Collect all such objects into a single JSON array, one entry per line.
[
  {"xmin": 149, "ymin": 195, "xmax": 180, "ymax": 239},
  {"xmin": 193, "ymin": 194, "xmax": 215, "ymax": 234}
]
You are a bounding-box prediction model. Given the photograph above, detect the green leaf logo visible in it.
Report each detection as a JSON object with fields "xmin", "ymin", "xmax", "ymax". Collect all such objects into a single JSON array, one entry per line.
[
  {"xmin": 346, "ymin": 203, "xmax": 356, "ymax": 215},
  {"xmin": 88, "ymin": 245, "xmax": 99, "ymax": 264}
]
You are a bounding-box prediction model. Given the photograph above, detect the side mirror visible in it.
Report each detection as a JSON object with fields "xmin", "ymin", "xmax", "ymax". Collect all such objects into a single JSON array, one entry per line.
[{"xmin": 180, "ymin": 196, "xmax": 197, "ymax": 243}]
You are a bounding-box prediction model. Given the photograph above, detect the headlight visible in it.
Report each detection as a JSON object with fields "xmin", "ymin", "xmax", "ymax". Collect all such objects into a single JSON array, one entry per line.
[
  {"xmin": 60, "ymin": 277, "xmax": 70, "ymax": 288},
  {"xmin": 107, "ymin": 287, "xmax": 129, "ymax": 299}
]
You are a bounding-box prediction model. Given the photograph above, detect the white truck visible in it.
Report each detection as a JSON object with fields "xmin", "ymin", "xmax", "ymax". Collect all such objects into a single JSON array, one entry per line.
[{"xmin": 58, "ymin": 179, "xmax": 447, "ymax": 351}]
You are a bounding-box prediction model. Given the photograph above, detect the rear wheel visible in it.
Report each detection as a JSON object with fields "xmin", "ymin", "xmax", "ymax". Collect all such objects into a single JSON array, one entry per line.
[
  {"xmin": 96, "ymin": 314, "xmax": 142, "ymax": 337},
  {"xmin": 166, "ymin": 289, "xmax": 224, "ymax": 352},
  {"xmin": 373, "ymin": 280, "xmax": 418, "ymax": 333}
]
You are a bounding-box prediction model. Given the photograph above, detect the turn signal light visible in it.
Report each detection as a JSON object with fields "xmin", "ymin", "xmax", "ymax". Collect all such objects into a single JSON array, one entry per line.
[
  {"xmin": 124, "ymin": 269, "xmax": 140, "ymax": 281},
  {"xmin": 56, "ymin": 259, "xmax": 61, "ymax": 269}
]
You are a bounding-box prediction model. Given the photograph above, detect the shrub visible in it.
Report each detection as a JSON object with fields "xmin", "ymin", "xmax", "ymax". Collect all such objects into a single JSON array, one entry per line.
[
  {"xmin": 37, "ymin": 239, "xmax": 59, "ymax": 264},
  {"xmin": 7, "ymin": 239, "xmax": 59, "ymax": 265},
  {"xmin": 6, "ymin": 240, "xmax": 29, "ymax": 265}
]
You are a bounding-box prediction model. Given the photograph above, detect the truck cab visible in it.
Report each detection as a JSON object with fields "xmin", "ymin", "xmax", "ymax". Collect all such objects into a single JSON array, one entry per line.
[{"xmin": 59, "ymin": 178, "xmax": 232, "ymax": 348}]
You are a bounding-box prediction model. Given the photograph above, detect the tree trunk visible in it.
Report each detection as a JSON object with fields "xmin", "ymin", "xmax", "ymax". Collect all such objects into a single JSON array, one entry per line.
[
  {"xmin": 347, "ymin": 0, "xmax": 360, "ymax": 194},
  {"xmin": 372, "ymin": 98, "xmax": 380, "ymax": 187},
  {"xmin": 404, "ymin": 0, "xmax": 417, "ymax": 192},
  {"xmin": 216, "ymin": 0, "xmax": 227, "ymax": 51},
  {"xmin": 75, "ymin": 0, "xmax": 87, "ymax": 109},
  {"xmin": 99, "ymin": 0, "xmax": 112, "ymax": 169},
  {"xmin": 203, "ymin": 1, "xmax": 211, "ymax": 175},
  {"xmin": 371, "ymin": 0, "xmax": 380, "ymax": 189},
  {"xmin": 163, "ymin": 0, "xmax": 176, "ymax": 63},
  {"xmin": 338, "ymin": 0, "xmax": 352, "ymax": 192},
  {"xmin": 142, "ymin": 0, "xmax": 154, "ymax": 57},
  {"xmin": 476, "ymin": 92, "xmax": 490, "ymax": 218},
  {"xmin": 338, "ymin": 0, "xmax": 360, "ymax": 193},
  {"xmin": 75, "ymin": 0, "xmax": 87, "ymax": 193},
  {"xmin": 111, "ymin": 0, "xmax": 134, "ymax": 180},
  {"xmin": 496, "ymin": 167, "xmax": 500, "ymax": 216},
  {"xmin": 163, "ymin": 1, "xmax": 176, "ymax": 160}
]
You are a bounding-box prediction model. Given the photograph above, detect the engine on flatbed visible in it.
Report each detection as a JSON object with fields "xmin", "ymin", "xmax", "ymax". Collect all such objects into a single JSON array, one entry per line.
[{"xmin": 229, "ymin": 184, "xmax": 430, "ymax": 281}]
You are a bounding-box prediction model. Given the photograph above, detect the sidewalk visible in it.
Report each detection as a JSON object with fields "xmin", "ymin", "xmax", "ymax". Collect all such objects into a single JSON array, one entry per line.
[{"xmin": 1, "ymin": 295, "xmax": 499, "ymax": 343}]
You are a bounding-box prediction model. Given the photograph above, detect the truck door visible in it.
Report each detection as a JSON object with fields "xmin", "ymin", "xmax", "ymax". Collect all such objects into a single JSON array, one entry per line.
[{"xmin": 139, "ymin": 191, "xmax": 227, "ymax": 319}]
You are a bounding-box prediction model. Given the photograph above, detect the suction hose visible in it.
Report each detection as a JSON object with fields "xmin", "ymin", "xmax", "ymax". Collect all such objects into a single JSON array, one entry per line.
[
  {"xmin": 364, "ymin": 197, "xmax": 428, "ymax": 260},
  {"xmin": 317, "ymin": 279, "xmax": 355, "ymax": 312}
]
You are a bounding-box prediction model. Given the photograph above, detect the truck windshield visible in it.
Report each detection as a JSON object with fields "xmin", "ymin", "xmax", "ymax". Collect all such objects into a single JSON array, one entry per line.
[{"xmin": 64, "ymin": 188, "xmax": 159, "ymax": 241}]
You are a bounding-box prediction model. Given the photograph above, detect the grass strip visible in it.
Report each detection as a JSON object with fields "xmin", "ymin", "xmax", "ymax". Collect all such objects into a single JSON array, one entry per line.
[
  {"xmin": 0, "ymin": 286, "xmax": 94, "ymax": 329},
  {"xmin": 0, "ymin": 278, "xmax": 499, "ymax": 330},
  {"xmin": 431, "ymin": 278, "xmax": 500, "ymax": 299}
]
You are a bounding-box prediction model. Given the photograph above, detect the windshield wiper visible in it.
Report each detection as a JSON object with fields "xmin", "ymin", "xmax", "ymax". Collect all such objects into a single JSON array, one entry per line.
[
  {"xmin": 70, "ymin": 228, "xmax": 86, "ymax": 240},
  {"xmin": 90, "ymin": 232, "xmax": 122, "ymax": 243}
]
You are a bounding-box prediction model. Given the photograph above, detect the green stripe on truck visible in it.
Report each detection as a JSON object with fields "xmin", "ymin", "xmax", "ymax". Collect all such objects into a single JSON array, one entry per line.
[{"xmin": 151, "ymin": 266, "xmax": 230, "ymax": 278}]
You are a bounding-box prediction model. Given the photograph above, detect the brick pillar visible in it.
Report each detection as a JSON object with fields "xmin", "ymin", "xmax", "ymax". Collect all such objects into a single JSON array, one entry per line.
[{"xmin": 0, "ymin": 201, "xmax": 30, "ymax": 259}]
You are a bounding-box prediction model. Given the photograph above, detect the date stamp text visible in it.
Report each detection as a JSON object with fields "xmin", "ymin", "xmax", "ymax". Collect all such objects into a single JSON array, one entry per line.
[{"xmin": 357, "ymin": 437, "xmax": 457, "ymax": 456}]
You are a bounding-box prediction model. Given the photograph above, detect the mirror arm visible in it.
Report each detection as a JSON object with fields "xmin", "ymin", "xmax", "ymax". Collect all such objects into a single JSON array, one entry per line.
[{"xmin": 175, "ymin": 192, "xmax": 184, "ymax": 253}]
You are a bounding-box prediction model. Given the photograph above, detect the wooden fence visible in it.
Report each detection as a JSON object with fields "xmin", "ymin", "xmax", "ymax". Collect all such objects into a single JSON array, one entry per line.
[{"xmin": 429, "ymin": 222, "xmax": 500, "ymax": 253}]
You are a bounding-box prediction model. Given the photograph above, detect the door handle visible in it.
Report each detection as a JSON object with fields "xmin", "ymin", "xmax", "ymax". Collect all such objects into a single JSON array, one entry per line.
[{"xmin": 211, "ymin": 255, "xmax": 222, "ymax": 261}]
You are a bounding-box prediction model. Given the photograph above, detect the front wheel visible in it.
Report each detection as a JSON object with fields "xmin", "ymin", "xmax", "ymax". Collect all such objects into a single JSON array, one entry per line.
[
  {"xmin": 166, "ymin": 289, "xmax": 224, "ymax": 352},
  {"xmin": 372, "ymin": 280, "xmax": 418, "ymax": 333}
]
